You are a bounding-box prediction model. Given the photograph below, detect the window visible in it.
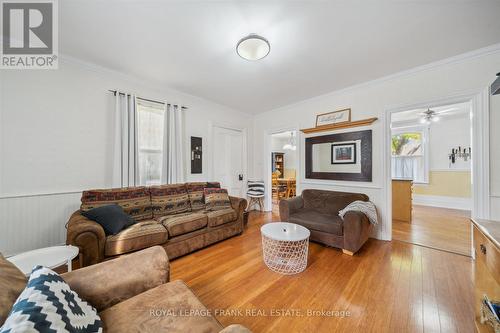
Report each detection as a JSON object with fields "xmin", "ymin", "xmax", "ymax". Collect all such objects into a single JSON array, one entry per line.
[
  {"xmin": 137, "ymin": 99, "xmax": 165, "ymax": 185},
  {"xmin": 391, "ymin": 127, "xmax": 429, "ymax": 183}
]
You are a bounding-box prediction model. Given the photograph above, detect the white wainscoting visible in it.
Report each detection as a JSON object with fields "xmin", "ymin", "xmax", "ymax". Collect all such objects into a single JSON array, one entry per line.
[
  {"xmin": 0, "ymin": 192, "xmax": 82, "ymax": 257},
  {"xmin": 412, "ymin": 194, "xmax": 472, "ymax": 211}
]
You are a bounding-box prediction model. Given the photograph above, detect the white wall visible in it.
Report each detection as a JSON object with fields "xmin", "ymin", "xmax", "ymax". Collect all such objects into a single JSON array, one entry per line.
[
  {"xmin": 0, "ymin": 57, "xmax": 253, "ymax": 255},
  {"xmin": 252, "ymin": 47, "xmax": 500, "ymax": 240},
  {"xmin": 271, "ymin": 137, "xmax": 286, "ymax": 153},
  {"xmin": 313, "ymin": 140, "xmax": 361, "ymax": 173},
  {"xmin": 428, "ymin": 113, "xmax": 471, "ymax": 171}
]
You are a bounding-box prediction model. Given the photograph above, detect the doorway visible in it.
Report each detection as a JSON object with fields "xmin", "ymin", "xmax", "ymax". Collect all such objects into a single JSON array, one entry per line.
[
  {"xmin": 212, "ymin": 126, "xmax": 246, "ymax": 197},
  {"xmin": 390, "ymin": 101, "xmax": 472, "ymax": 255},
  {"xmin": 269, "ymin": 130, "xmax": 298, "ymax": 214}
]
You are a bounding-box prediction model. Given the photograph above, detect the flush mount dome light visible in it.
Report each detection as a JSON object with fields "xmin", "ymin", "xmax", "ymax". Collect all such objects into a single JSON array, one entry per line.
[{"xmin": 236, "ymin": 34, "xmax": 270, "ymax": 61}]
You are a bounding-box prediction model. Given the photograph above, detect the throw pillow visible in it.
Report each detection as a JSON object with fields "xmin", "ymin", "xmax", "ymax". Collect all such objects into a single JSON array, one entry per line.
[
  {"xmin": 82, "ymin": 204, "xmax": 136, "ymax": 235},
  {"xmin": 186, "ymin": 182, "xmax": 208, "ymax": 211},
  {"xmin": 150, "ymin": 184, "xmax": 191, "ymax": 217},
  {"xmin": 206, "ymin": 182, "xmax": 221, "ymax": 188},
  {"xmin": 80, "ymin": 187, "xmax": 152, "ymax": 221},
  {"xmin": 204, "ymin": 188, "xmax": 231, "ymax": 211},
  {"xmin": 0, "ymin": 266, "xmax": 102, "ymax": 333}
]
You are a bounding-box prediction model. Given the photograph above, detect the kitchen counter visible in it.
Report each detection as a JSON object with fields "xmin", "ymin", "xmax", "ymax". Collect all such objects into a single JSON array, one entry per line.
[{"xmin": 392, "ymin": 179, "xmax": 412, "ymax": 222}]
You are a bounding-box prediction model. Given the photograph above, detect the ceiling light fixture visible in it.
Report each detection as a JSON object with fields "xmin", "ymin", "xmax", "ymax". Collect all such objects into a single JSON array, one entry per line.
[
  {"xmin": 236, "ymin": 34, "xmax": 270, "ymax": 61},
  {"xmin": 419, "ymin": 108, "xmax": 439, "ymax": 124},
  {"xmin": 282, "ymin": 132, "xmax": 296, "ymax": 151}
]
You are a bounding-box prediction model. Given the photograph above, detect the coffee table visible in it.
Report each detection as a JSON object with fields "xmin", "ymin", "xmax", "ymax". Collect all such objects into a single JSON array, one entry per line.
[
  {"xmin": 7, "ymin": 245, "xmax": 79, "ymax": 277},
  {"xmin": 260, "ymin": 222, "xmax": 310, "ymax": 275}
]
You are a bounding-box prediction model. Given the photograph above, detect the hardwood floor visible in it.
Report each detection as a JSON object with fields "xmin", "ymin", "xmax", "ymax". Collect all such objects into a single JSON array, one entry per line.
[
  {"xmin": 392, "ymin": 205, "xmax": 471, "ymax": 256},
  {"xmin": 272, "ymin": 203, "xmax": 280, "ymax": 215},
  {"xmin": 172, "ymin": 211, "xmax": 475, "ymax": 333}
]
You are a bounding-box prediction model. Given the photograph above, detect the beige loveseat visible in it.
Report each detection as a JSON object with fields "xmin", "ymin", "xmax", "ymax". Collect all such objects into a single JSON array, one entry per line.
[
  {"xmin": 66, "ymin": 182, "xmax": 247, "ymax": 267},
  {"xmin": 0, "ymin": 247, "xmax": 251, "ymax": 332}
]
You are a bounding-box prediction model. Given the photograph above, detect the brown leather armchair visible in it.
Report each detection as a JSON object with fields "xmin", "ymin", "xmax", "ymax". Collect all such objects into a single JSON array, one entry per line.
[
  {"xmin": 1, "ymin": 246, "xmax": 251, "ymax": 333},
  {"xmin": 279, "ymin": 189, "xmax": 372, "ymax": 255}
]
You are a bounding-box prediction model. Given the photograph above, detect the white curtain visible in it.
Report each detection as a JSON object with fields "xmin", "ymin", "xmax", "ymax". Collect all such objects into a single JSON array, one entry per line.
[
  {"xmin": 161, "ymin": 104, "xmax": 185, "ymax": 184},
  {"xmin": 112, "ymin": 92, "xmax": 139, "ymax": 188},
  {"xmin": 391, "ymin": 156, "xmax": 424, "ymax": 182}
]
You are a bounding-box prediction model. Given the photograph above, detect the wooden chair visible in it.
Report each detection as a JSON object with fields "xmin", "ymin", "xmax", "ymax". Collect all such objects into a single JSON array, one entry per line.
[
  {"xmin": 272, "ymin": 171, "xmax": 279, "ymax": 202},
  {"xmin": 272, "ymin": 172, "xmax": 286, "ymax": 204},
  {"xmin": 286, "ymin": 180, "xmax": 296, "ymax": 198}
]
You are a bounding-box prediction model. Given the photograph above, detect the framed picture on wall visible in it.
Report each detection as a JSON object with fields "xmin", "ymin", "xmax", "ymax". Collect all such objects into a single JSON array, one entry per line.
[
  {"xmin": 331, "ymin": 143, "xmax": 356, "ymax": 164},
  {"xmin": 315, "ymin": 108, "xmax": 351, "ymax": 127}
]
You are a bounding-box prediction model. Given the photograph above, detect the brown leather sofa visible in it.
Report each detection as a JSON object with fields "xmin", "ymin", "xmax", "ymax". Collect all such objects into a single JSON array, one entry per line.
[
  {"xmin": 0, "ymin": 247, "xmax": 251, "ymax": 333},
  {"xmin": 66, "ymin": 182, "xmax": 247, "ymax": 267},
  {"xmin": 279, "ymin": 189, "xmax": 372, "ymax": 255}
]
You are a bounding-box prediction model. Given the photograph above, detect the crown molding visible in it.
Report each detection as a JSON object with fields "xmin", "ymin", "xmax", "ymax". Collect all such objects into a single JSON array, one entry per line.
[
  {"xmin": 260, "ymin": 43, "xmax": 500, "ymax": 115},
  {"xmin": 59, "ymin": 54, "xmax": 163, "ymax": 91}
]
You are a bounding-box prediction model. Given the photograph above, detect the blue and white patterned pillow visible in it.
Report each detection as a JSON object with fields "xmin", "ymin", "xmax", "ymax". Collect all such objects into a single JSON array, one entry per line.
[{"xmin": 0, "ymin": 266, "xmax": 102, "ymax": 333}]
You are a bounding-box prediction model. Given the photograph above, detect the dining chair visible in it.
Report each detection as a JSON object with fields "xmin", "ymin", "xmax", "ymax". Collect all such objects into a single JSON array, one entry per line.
[
  {"xmin": 287, "ymin": 180, "xmax": 296, "ymax": 198},
  {"xmin": 272, "ymin": 172, "xmax": 287, "ymax": 203}
]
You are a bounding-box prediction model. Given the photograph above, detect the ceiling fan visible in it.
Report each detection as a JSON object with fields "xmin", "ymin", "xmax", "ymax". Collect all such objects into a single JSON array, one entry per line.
[{"xmin": 418, "ymin": 107, "xmax": 458, "ymax": 124}]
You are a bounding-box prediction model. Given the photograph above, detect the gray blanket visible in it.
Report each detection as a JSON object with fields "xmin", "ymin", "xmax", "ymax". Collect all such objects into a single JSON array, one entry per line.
[{"xmin": 338, "ymin": 200, "xmax": 378, "ymax": 225}]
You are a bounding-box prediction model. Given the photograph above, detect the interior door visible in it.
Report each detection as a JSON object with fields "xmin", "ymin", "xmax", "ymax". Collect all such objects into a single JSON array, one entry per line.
[{"xmin": 213, "ymin": 127, "xmax": 244, "ymax": 197}]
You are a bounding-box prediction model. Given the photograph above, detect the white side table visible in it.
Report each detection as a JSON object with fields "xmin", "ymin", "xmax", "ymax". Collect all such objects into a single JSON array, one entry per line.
[
  {"xmin": 7, "ymin": 245, "xmax": 79, "ymax": 277},
  {"xmin": 261, "ymin": 222, "xmax": 310, "ymax": 275}
]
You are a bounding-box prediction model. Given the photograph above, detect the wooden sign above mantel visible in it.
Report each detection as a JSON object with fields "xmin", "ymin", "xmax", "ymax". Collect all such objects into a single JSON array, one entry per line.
[{"xmin": 300, "ymin": 117, "xmax": 378, "ymax": 134}]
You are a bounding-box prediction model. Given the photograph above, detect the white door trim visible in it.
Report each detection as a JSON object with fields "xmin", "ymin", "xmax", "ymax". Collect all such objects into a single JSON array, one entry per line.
[
  {"xmin": 383, "ymin": 88, "xmax": 490, "ymax": 242},
  {"xmin": 209, "ymin": 122, "xmax": 248, "ymax": 197},
  {"xmin": 264, "ymin": 126, "xmax": 301, "ymax": 212},
  {"xmin": 471, "ymin": 88, "xmax": 491, "ymax": 219}
]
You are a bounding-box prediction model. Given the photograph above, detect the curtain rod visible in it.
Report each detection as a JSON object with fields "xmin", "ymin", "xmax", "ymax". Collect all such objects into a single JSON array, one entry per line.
[{"xmin": 108, "ymin": 90, "xmax": 188, "ymax": 109}]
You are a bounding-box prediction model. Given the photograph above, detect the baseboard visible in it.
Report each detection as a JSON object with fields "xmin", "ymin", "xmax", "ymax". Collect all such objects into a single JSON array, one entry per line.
[{"xmin": 412, "ymin": 194, "xmax": 471, "ymax": 210}]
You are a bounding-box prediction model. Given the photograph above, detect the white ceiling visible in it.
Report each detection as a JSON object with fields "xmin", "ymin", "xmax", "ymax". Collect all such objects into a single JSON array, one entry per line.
[{"xmin": 60, "ymin": 1, "xmax": 500, "ymax": 114}]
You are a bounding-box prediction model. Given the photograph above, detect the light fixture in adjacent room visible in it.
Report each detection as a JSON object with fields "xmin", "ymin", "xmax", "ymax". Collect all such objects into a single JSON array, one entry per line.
[
  {"xmin": 283, "ymin": 132, "xmax": 296, "ymax": 151},
  {"xmin": 419, "ymin": 108, "xmax": 439, "ymax": 124},
  {"xmin": 236, "ymin": 34, "xmax": 270, "ymax": 61}
]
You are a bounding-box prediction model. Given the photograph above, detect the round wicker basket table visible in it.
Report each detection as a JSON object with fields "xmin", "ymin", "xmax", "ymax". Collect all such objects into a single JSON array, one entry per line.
[{"xmin": 260, "ymin": 222, "xmax": 310, "ymax": 275}]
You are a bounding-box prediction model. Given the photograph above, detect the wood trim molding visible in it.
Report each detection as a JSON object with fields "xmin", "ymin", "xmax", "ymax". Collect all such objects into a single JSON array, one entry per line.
[
  {"xmin": 300, "ymin": 117, "xmax": 378, "ymax": 134},
  {"xmin": 305, "ymin": 129, "xmax": 372, "ymax": 182}
]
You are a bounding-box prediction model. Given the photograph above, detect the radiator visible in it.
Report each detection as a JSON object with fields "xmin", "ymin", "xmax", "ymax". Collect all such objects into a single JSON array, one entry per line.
[{"xmin": 0, "ymin": 192, "xmax": 82, "ymax": 256}]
